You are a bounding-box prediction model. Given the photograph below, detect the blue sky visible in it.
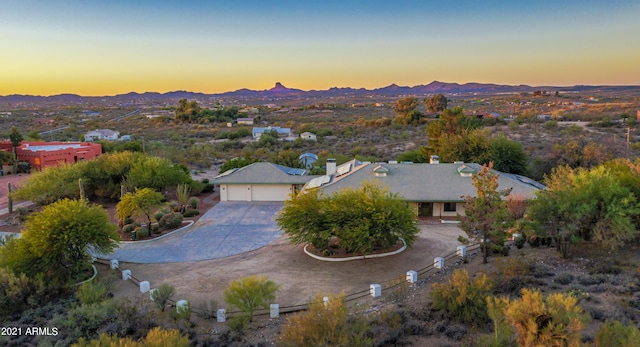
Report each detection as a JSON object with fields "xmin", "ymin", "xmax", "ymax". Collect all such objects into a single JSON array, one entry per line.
[{"xmin": 1, "ymin": 0, "xmax": 638, "ymax": 95}]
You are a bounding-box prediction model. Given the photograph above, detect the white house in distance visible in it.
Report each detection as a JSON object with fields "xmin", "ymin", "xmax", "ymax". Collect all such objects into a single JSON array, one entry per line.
[
  {"xmin": 300, "ymin": 132, "xmax": 317, "ymax": 141},
  {"xmin": 211, "ymin": 162, "xmax": 314, "ymax": 201},
  {"xmin": 85, "ymin": 129, "xmax": 120, "ymax": 141},
  {"xmin": 237, "ymin": 117, "xmax": 254, "ymax": 125},
  {"xmin": 252, "ymin": 126, "xmax": 291, "ymax": 139}
]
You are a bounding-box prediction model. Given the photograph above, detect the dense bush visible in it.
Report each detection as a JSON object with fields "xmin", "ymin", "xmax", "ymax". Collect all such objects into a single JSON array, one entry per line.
[
  {"xmin": 431, "ymin": 269, "xmax": 493, "ymax": 325},
  {"xmin": 159, "ymin": 212, "xmax": 184, "ymax": 229},
  {"xmin": 122, "ymin": 223, "xmax": 136, "ymax": 233},
  {"xmin": 183, "ymin": 209, "xmax": 199, "ymax": 218},
  {"xmin": 188, "ymin": 197, "xmax": 199, "ymax": 209},
  {"xmin": 135, "ymin": 226, "xmax": 149, "ymax": 239},
  {"xmin": 75, "ymin": 280, "xmax": 109, "ymax": 306}
]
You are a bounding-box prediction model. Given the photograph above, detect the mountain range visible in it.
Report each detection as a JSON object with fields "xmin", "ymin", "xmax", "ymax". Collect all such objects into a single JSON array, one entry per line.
[{"xmin": 2, "ymin": 81, "xmax": 639, "ymax": 105}]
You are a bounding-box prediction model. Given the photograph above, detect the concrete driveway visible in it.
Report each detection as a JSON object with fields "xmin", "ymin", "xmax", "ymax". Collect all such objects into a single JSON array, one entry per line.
[{"xmin": 105, "ymin": 202, "xmax": 284, "ymax": 263}]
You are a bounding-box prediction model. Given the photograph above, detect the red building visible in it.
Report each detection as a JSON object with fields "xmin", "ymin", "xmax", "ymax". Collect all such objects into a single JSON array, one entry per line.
[{"xmin": 0, "ymin": 141, "xmax": 102, "ymax": 170}]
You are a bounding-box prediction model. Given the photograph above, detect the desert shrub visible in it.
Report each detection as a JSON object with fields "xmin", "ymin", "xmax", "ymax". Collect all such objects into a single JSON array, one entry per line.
[
  {"xmin": 0, "ymin": 268, "xmax": 62, "ymax": 321},
  {"xmin": 168, "ymin": 200, "xmax": 180, "ymax": 212},
  {"xmin": 72, "ymin": 327, "xmax": 190, "ymax": 347},
  {"xmin": 224, "ymin": 275, "xmax": 280, "ymax": 322},
  {"xmin": 122, "ymin": 223, "xmax": 136, "ymax": 233},
  {"xmin": 76, "ymin": 280, "xmax": 109, "ymax": 306},
  {"xmin": 159, "ymin": 212, "xmax": 183, "ymax": 229},
  {"xmin": 196, "ymin": 299, "xmax": 219, "ymax": 320},
  {"xmin": 176, "ymin": 301, "xmax": 192, "ymax": 326},
  {"xmin": 53, "ymin": 300, "xmax": 118, "ymax": 345},
  {"xmin": 135, "ymin": 226, "xmax": 149, "ymax": 239},
  {"xmin": 590, "ymin": 260, "xmax": 623, "ymax": 275},
  {"xmin": 578, "ymin": 274, "xmax": 608, "ymax": 286},
  {"xmin": 151, "ymin": 224, "xmax": 160, "ymax": 234},
  {"xmin": 595, "ymin": 320, "xmax": 640, "ymax": 347},
  {"xmin": 279, "ymin": 293, "xmax": 372, "ymax": 347},
  {"xmin": 502, "ymin": 288, "xmax": 590, "ymax": 347},
  {"xmin": 188, "ymin": 197, "xmax": 199, "ymax": 209},
  {"xmin": 228, "ymin": 315, "xmax": 249, "ymax": 334},
  {"xmin": 514, "ymin": 235, "xmax": 525, "ymax": 249},
  {"xmin": 153, "ymin": 207, "xmax": 170, "ymax": 221},
  {"xmin": 444, "ymin": 323, "xmax": 467, "ymax": 341},
  {"xmin": 183, "ymin": 209, "xmax": 200, "ymax": 218},
  {"xmin": 201, "ymin": 182, "xmax": 215, "ymax": 193},
  {"xmin": 431, "ymin": 269, "xmax": 493, "ymax": 325},
  {"xmin": 151, "ymin": 283, "xmax": 176, "ymax": 312},
  {"xmin": 556, "ymin": 273, "xmax": 574, "ymax": 285}
]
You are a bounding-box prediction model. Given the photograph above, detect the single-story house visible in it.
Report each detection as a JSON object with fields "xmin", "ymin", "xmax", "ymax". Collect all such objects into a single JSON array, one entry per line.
[
  {"xmin": 304, "ymin": 159, "xmax": 544, "ymax": 218},
  {"xmin": 300, "ymin": 132, "xmax": 317, "ymax": 141},
  {"xmin": 85, "ymin": 129, "xmax": 120, "ymax": 141},
  {"xmin": 252, "ymin": 126, "xmax": 291, "ymax": 139},
  {"xmin": 237, "ymin": 117, "xmax": 254, "ymax": 125},
  {"xmin": 211, "ymin": 162, "xmax": 315, "ymax": 201},
  {"xmin": 0, "ymin": 141, "xmax": 102, "ymax": 170}
]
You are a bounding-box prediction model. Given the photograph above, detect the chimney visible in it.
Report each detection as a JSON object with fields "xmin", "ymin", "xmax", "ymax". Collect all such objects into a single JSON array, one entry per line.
[
  {"xmin": 326, "ymin": 158, "xmax": 337, "ymax": 175},
  {"xmin": 430, "ymin": 155, "xmax": 440, "ymax": 164}
]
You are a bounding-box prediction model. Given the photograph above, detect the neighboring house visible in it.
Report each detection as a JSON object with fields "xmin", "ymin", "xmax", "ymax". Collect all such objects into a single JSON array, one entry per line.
[
  {"xmin": 252, "ymin": 126, "xmax": 291, "ymax": 139},
  {"xmin": 300, "ymin": 132, "xmax": 317, "ymax": 141},
  {"xmin": 237, "ymin": 117, "xmax": 255, "ymax": 125},
  {"xmin": 536, "ymin": 114, "xmax": 552, "ymax": 121},
  {"xmin": 304, "ymin": 159, "xmax": 544, "ymax": 218},
  {"xmin": 211, "ymin": 162, "xmax": 314, "ymax": 202},
  {"xmin": 0, "ymin": 141, "xmax": 102, "ymax": 171},
  {"xmin": 85, "ymin": 129, "xmax": 120, "ymax": 141}
]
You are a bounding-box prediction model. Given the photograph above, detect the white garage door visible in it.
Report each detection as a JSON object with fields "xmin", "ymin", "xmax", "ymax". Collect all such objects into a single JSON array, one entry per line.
[
  {"xmin": 226, "ymin": 185, "xmax": 251, "ymax": 201},
  {"xmin": 251, "ymin": 184, "xmax": 291, "ymax": 201}
]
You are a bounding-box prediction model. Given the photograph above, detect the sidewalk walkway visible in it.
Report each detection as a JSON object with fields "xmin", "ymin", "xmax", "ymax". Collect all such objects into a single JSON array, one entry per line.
[{"xmin": 101, "ymin": 202, "xmax": 284, "ymax": 263}]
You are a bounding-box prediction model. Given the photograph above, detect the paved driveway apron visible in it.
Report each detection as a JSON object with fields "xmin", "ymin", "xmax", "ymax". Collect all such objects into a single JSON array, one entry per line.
[{"xmin": 106, "ymin": 202, "xmax": 284, "ymax": 263}]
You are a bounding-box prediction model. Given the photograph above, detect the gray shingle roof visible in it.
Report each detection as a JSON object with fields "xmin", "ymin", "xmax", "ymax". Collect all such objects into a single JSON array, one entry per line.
[
  {"xmin": 211, "ymin": 162, "xmax": 316, "ymax": 185},
  {"xmin": 316, "ymin": 162, "xmax": 543, "ymax": 201}
]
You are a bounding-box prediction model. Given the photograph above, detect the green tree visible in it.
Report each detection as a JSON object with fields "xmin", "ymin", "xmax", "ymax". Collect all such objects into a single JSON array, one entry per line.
[
  {"xmin": 126, "ymin": 156, "xmax": 191, "ymax": 191},
  {"xmin": 501, "ymin": 288, "xmax": 590, "ymax": 347},
  {"xmin": 394, "ymin": 96, "xmax": 418, "ymax": 116},
  {"xmin": 277, "ymin": 182, "xmax": 419, "ymax": 254},
  {"xmin": 394, "ymin": 109, "xmax": 422, "ymax": 125},
  {"xmin": 425, "ymin": 93, "xmax": 447, "ymax": 113},
  {"xmin": 528, "ymin": 164, "xmax": 640, "ymax": 257},
  {"xmin": 9, "ymin": 126, "xmax": 23, "ymax": 174},
  {"xmin": 488, "ymin": 136, "xmax": 528, "ymax": 175},
  {"xmin": 150, "ymin": 283, "xmax": 176, "ymax": 312},
  {"xmin": 279, "ymin": 293, "xmax": 372, "ymax": 347},
  {"xmin": 0, "ymin": 199, "xmax": 119, "ymax": 283},
  {"xmin": 459, "ymin": 162, "xmax": 512, "ymax": 263},
  {"xmin": 437, "ymin": 128, "xmax": 491, "ymax": 163},
  {"xmin": 116, "ymin": 188, "xmax": 164, "ymax": 231},
  {"xmin": 219, "ymin": 156, "xmax": 256, "ymax": 173},
  {"xmin": 223, "ymin": 275, "xmax": 280, "ymax": 322}
]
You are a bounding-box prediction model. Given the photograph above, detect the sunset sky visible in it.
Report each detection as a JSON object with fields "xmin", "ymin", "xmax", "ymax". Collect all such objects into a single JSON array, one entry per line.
[{"xmin": 1, "ymin": 0, "xmax": 639, "ymax": 96}]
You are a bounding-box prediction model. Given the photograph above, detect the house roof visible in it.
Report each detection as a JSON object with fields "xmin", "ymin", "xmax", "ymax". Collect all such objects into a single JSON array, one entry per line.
[
  {"xmin": 211, "ymin": 162, "xmax": 316, "ymax": 185},
  {"xmin": 86, "ymin": 129, "xmax": 119, "ymax": 137},
  {"xmin": 314, "ymin": 162, "xmax": 543, "ymax": 202},
  {"xmin": 252, "ymin": 126, "xmax": 291, "ymax": 134}
]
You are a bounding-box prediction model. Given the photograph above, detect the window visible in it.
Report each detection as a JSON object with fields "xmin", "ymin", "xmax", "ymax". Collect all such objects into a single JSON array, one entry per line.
[{"xmin": 443, "ymin": 202, "xmax": 457, "ymax": 212}]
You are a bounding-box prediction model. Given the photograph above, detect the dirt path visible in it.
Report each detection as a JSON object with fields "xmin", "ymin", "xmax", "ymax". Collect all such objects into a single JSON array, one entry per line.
[{"xmin": 102, "ymin": 223, "xmax": 466, "ymax": 308}]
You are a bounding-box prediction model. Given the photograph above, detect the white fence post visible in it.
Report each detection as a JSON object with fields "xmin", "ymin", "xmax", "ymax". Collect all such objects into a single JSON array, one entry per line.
[
  {"xmin": 370, "ymin": 284, "xmax": 381, "ymax": 298},
  {"xmin": 270, "ymin": 304, "xmax": 279, "ymax": 318},
  {"xmin": 110, "ymin": 259, "xmax": 119, "ymax": 269},
  {"xmin": 149, "ymin": 288, "xmax": 158, "ymax": 300},
  {"xmin": 139, "ymin": 281, "xmax": 150, "ymax": 293},
  {"xmin": 434, "ymin": 257, "xmax": 444, "ymax": 269},
  {"xmin": 406, "ymin": 270, "xmax": 418, "ymax": 284},
  {"xmin": 456, "ymin": 245, "xmax": 467, "ymax": 257},
  {"xmin": 217, "ymin": 309, "xmax": 226, "ymax": 322},
  {"xmin": 122, "ymin": 269, "xmax": 131, "ymax": 280}
]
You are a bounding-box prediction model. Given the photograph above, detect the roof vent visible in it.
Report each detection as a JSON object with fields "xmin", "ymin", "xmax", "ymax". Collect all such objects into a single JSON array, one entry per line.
[
  {"xmin": 430, "ymin": 155, "xmax": 440, "ymax": 164},
  {"xmin": 373, "ymin": 165, "xmax": 389, "ymax": 177},
  {"xmin": 457, "ymin": 164, "xmax": 476, "ymax": 177}
]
